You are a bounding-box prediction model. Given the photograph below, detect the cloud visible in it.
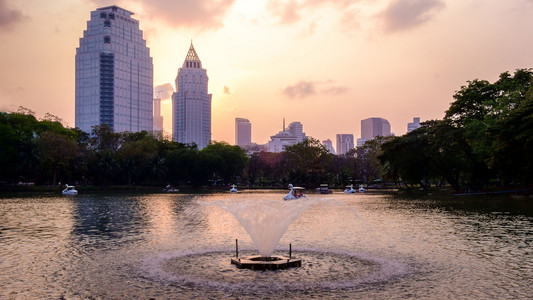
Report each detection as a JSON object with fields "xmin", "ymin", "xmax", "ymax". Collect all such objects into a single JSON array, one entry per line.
[
  {"xmin": 324, "ymin": 86, "xmax": 349, "ymax": 95},
  {"xmin": 0, "ymin": 0, "xmax": 27, "ymax": 32},
  {"xmin": 139, "ymin": 0, "xmax": 236, "ymax": 30},
  {"xmin": 154, "ymin": 83, "xmax": 174, "ymax": 100},
  {"xmin": 282, "ymin": 80, "xmax": 349, "ymax": 99},
  {"xmin": 282, "ymin": 81, "xmax": 317, "ymax": 98},
  {"xmin": 380, "ymin": 0, "xmax": 445, "ymax": 32},
  {"xmin": 266, "ymin": 0, "xmax": 301, "ymax": 25},
  {"xmin": 223, "ymin": 86, "xmax": 231, "ymax": 95},
  {"xmin": 266, "ymin": 0, "xmax": 362, "ymax": 27}
]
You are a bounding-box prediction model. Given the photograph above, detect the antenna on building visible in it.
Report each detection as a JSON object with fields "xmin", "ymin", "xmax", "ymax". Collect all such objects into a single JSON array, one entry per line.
[{"xmin": 283, "ymin": 118, "xmax": 285, "ymax": 131}]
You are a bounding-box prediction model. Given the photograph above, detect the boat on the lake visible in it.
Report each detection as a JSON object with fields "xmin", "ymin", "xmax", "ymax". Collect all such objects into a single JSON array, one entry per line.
[
  {"xmin": 344, "ymin": 184, "xmax": 356, "ymax": 193},
  {"xmin": 163, "ymin": 185, "xmax": 179, "ymax": 192},
  {"xmin": 317, "ymin": 184, "xmax": 332, "ymax": 194},
  {"xmin": 62, "ymin": 184, "xmax": 78, "ymax": 195},
  {"xmin": 283, "ymin": 184, "xmax": 306, "ymax": 200},
  {"xmin": 230, "ymin": 184, "xmax": 238, "ymax": 193}
]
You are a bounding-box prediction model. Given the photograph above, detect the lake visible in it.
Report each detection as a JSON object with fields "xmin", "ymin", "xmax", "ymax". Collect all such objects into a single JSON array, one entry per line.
[{"xmin": 0, "ymin": 191, "xmax": 531, "ymax": 299}]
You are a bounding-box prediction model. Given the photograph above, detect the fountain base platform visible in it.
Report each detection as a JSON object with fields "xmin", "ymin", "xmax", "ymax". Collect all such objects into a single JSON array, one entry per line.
[{"xmin": 231, "ymin": 255, "xmax": 302, "ymax": 270}]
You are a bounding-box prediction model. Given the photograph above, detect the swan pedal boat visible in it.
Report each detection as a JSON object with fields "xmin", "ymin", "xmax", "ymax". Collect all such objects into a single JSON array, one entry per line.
[
  {"xmin": 229, "ymin": 184, "xmax": 238, "ymax": 193},
  {"xmin": 283, "ymin": 184, "xmax": 306, "ymax": 200},
  {"xmin": 344, "ymin": 185, "xmax": 356, "ymax": 193},
  {"xmin": 62, "ymin": 184, "xmax": 78, "ymax": 195}
]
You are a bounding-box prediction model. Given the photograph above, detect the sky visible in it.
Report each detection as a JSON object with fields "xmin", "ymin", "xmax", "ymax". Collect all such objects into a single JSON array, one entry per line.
[{"xmin": 1, "ymin": 0, "xmax": 533, "ymax": 147}]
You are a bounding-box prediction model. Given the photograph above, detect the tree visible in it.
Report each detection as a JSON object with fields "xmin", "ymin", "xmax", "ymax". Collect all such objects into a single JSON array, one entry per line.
[
  {"xmin": 202, "ymin": 142, "xmax": 249, "ymax": 184},
  {"xmin": 283, "ymin": 137, "xmax": 332, "ymax": 187},
  {"xmin": 37, "ymin": 131, "xmax": 79, "ymax": 187}
]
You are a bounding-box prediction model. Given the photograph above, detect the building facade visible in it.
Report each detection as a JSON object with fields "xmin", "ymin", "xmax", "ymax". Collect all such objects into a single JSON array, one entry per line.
[
  {"xmin": 172, "ymin": 43, "xmax": 212, "ymax": 150},
  {"xmin": 235, "ymin": 118, "xmax": 252, "ymax": 147},
  {"xmin": 336, "ymin": 134, "xmax": 354, "ymax": 155},
  {"xmin": 407, "ymin": 117, "xmax": 421, "ymax": 133},
  {"xmin": 267, "ymin": 120, "xmax": 306, "ymax": 153},
  {"xmin": 153, "ymin": 98, "xmax": 163, "ymax": 134},
  {"xmin": 357, "ymin": 117, "xmax": 392, "ymax": 147},
  {"xmin": 75, "ymin": 5, "xmax": 153, "ymax": 133},
  {"xmin": 322, "ymin": 139, "xmax": 336, "ymax": 155}
]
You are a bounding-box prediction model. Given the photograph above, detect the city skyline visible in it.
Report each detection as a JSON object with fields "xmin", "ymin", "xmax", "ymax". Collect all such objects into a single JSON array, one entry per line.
[{"xmin": 1, "ymin": 0, "xmax": 533, "ymax": 144}]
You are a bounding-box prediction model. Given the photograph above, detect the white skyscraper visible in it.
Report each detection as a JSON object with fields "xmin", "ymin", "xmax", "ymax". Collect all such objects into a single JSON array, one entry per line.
[
  {"xmin": 267, "ymin": 120, "xmax": 306, "ymax": 153},
  {"xmin": 75, "ymin": 5, "xmax": 153, "ymax": 133},
  {"xmin": 357, "ymin": 117, "xmax": 392, "ymax": 147},
  {"xmin": 336, "ymin": 134, "xmax": 354, "ymax": 155},
  {"xmin": 172, "ymin": 43, "xmax": 212, "ymax": 149},
  {"xmin": 235, "ymin": 118, "xmax": 251, "ymax": 147}
]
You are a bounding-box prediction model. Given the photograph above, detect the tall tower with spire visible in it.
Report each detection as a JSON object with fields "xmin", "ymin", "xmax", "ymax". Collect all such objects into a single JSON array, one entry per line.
[{"xmin": 172, "ymin": 42, "xmax": 212, "ymax": 149}]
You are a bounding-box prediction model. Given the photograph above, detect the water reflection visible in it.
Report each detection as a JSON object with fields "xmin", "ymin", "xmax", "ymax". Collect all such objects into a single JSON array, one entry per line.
[
  {"xmin": 0, "ymin": 192, "xmax": 531, "ymax": 299},
  {"xmin": 71, "ymin": 195, "xmax": 150, "ymax": 249}
]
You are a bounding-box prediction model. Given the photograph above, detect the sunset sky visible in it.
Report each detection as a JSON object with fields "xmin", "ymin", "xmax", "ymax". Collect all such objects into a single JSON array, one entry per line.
[{"xmin": 1, "ymin": 0, "xmax": 532, "ymax": 146}]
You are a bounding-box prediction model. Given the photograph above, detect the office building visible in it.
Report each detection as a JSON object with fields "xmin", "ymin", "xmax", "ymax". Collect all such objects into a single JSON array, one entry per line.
[
  {"xmin": 172, "ymin": 42, "xmax": 212, "ymax": 149},
  {"xmin": 235, "ymin": 118, "xmax": 252, "ymax": 147},
  {"xmin": 267, "ymin": 120, "xmax": 306, "ymax": 152},
  {"xmin": 407, "ymin": 117, "xmax": 421, "ymax": 133},
  {"xmin": 322, "ymin": 139, "xmax": 336, "ymax": 154},
  {"xmin": 153, "ymin": 98, "xmax": 163, "ymax": 134},
  {"xmin": 336, "ymin": 134, "xmax": 354, "ymax": 155},
  {"xmin": 75, "ymin": 5, "xmax": 153, "ymax": 133},
  {"xmin": 357, "ymin": 117, "xmax": 392, "ymax": 147}
]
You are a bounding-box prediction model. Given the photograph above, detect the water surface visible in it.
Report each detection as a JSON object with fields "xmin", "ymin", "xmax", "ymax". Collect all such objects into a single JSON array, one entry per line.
[{"xmin": 0, "ymin": 192, "xmax": 531, "ymax": 299}]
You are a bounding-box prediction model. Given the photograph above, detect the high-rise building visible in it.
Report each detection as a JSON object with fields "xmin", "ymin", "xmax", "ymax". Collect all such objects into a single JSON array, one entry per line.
[
  {"xmin": 153, "ymin": 98, "xmax": 163, "ymax": 134},
  {"xmin": 267, "ymin": 120, "xmax": 306, "ymax": 152},
  {"xmin": 172, "ymin": 42, "xmax": 212, "ymax": 149},
  {"xmin": 75, "ymin": 5, "xmax": 153, "ymax": 133},
  {"xmin": 322, "ymin": 139, "xmax": 336, "ymax": 154},
  {"xmin": 407, "ymin": 117, "xmax": 421, "ymax": 133},
  {"xmin": 336, "ymin": 134, "xmax": 354, "ymax": 155},
  {"xmin": 357, "ymin": 117, "xmax": 392, "ymax": 146},
  {"xmin": 235, "ymin": 118, "xmax": 251, "ymax": 147}
]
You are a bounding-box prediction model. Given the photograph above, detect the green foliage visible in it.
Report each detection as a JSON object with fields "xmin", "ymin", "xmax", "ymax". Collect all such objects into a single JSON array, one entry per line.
[
  {"xmin": 1, "ymin": 68, "xmax": 530, "ymax": 191},
  {"xmin": 380, "ymin": 69, "xmax": 533, "ymax": 192},
  {"xmin": 283, "ymin": 137, "xmax": 332, "ymax": 187}
]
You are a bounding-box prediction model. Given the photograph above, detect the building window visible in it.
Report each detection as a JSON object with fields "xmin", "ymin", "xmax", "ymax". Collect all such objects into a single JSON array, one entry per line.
[
  {"xmin": 109, "ymin": 13, "xmax": 115, "ymax": 20},
  {"xmin": 100, "ymin": 12, "xmax": 107, "ymax": 18},
  {"xmin": 104, "ymin": 36, "xmax": 111, "ymax": 43},
  {"xmin": 104, "ymin": 20, "xmax": 111, "ymax": 27}
]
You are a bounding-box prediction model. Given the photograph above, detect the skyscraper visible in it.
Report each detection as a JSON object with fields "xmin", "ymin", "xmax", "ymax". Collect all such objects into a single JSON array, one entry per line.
[
  {"xmin": 75, "ymin": 5, "xmax": 153, "ymax": 133},
  {"xmin": 336, "ymin": 134, "xmax": 354, "ymax": 155},
  {"xmin": 407, "ymin": 117, "xmax": 421, "ymax": 133},
  {"xmin": 357, "ymin": 117, "xmax": 392, "ymax": 146},
  {"xmin": 153, "ymin": 98, "xmax": 163, "ymax": 134},
  {"xmin": 172, "ymin": 42, "xmax": 212, "ymax": 149},
  {"xmin": 235, "ymin": 118, "xmax": 251, "ymax": 147},
  {"xmin": 322, "ymin": 139, "xmax": 336, "ymax": 154}
]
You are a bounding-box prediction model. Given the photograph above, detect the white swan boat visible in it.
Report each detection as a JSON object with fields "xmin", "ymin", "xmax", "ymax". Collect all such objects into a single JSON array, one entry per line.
[
  {"xmin": 163, "ymin": 185, "xmax": 179, "ymax": 192},
  {"xmin": 283, "ymin": 184, "xmax": 306, "ymax": 200},
  {"xmin": 344, "ymin": 184, "xmax": 356, "ymax": 193},
  {"xmin": 358, "ymin": 185, "xmax": 366, "ymax": 192},
  {"xmin": 230, "ymin": 184, "xmax": 238, "ymax": 193},
  {"xmin": 62, "ymin": 184, "xmax": 78, "ymax": 195}
]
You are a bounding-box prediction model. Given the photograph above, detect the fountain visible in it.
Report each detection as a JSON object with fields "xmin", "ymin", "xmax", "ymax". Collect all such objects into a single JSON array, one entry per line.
[{"xmin": 207, "ymin": 197, "xmax": 328, "ymax": 270}]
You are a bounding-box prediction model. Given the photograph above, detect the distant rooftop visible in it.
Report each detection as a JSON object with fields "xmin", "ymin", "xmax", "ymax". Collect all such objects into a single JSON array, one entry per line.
[{"xmin": 97, "ymin": 5, "xmax": 134, "ymax": 17}]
